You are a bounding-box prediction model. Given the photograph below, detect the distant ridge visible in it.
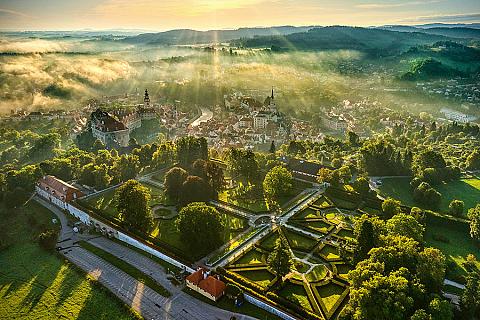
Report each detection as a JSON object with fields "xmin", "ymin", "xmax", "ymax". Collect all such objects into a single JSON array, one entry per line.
[{"xmin": 121, "ymin": 26, "xmax": 318, "ymax": 45}]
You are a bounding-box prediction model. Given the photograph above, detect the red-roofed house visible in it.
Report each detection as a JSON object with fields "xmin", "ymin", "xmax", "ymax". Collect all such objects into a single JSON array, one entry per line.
[
  {"xmin": 36, "ymin": 175, "xmax": 84, "ymax": 209},
  {"xmin": 186, "ymin": 268, "xmax": 226, "ymax": 301}
]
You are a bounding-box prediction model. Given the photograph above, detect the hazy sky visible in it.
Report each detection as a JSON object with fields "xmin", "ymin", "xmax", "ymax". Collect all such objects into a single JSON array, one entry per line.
[{"xmin": 1, "ymin": 0, "xmax": 479, "ymax": 31}]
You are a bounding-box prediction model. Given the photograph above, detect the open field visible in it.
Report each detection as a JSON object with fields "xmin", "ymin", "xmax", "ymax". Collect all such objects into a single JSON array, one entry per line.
[
  {"xmin": 378, "ymin": 177, "xmax": 480, "ymax": 213},
  {"xmin": 425, "ymin": 216, "xmax": 480, "ymax": 283},
  {"xmin": 0, "ymin": 201, "xmax": 137, "ymax": 320}
]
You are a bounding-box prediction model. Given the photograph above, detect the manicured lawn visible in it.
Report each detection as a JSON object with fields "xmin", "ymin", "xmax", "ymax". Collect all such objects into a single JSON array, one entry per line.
[
  {"xmin": 337, "ymin": 229, "xmax": 354, "ymax": 240},
  {"xmin": 235, "ymin": 249, "xmax": 265, "ymax": 265},
  {"xmin": 83, "ymin": 189, "xmax": 118, "ymax": 219},
  {"xmin": 151, "ymin": 210, "xmax": 247, "ymax": 260},
  {"xmin": 378, "ymin": 177, "xmax": 480, "ymax": 213},
  {"xmin": 306, "ymin": 265, "xmax": 328, "ymax": 282},
  {"xmin": 295, "ymin": 207, "xmax": 322, "ymax": 219},
  {"xmin": 318, "ymin": 244, "xmax": 340, "ymax": 260},
  {"xmin": 0, "ymin": 201, "xmax": 138, "ymax": 320},
  {"xmin": 82, "ymin": 182, "xmax": 171, "ymax": 220},
  {"xmin": 316, "ymin": 282, "xmax": 345, "ymax": 313},
  {"xmin": 259, "ymin": 232, "xmax": 280, "ymax": 251},
  {"xmin": 235, "ymin": 269, "xmax": 275, "ymax": 288},
  {"xmin": 425, "ymin": 219, "xmax": 480, "ymax": 282},
  {"xmin": 219, "ymin": 180, "xmax": 309, "ymax": 213},
  {"xmin": 79, "ymin": 241, "xmax": 170, "ymax": 297},
  {"xmin": 284, "ymin": 229, "xmax": 318, "ymax": 251},
  {"xmin": 278, "ymin": 282, "xmax": 313, "ymax": 312},
  {"xmin": 313, "ymin": 196, "xmax": 333, "ymax": 208},
  {"xmin": 304, "ymin": 220, "xmax": 332, "ymax": 234},
  {"xmin": 335, "ymin": 264, "xmax": 352, "ymax": 279}
]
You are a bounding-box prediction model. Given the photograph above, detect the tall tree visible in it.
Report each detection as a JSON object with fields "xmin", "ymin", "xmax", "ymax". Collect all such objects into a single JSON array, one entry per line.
[
  {"xmin": 448, "ymin": 199, "xmax": 464, "ymax": 217},
  {"xmin": 354, "ymin": 218, "xmax": 375, "ymax": 263},
  {"xmin": 164, "ymin": 167, "xmax": 188, "ymax": 202},
  {"xmin": 467, "ymin": 204, "xmax": 480, "ymax": 242},
  {"xmin": 176, "ymin": 202, "xmax": 224, "ymax": 255},
  {"xmin": 115, "ymin": 180, "xmax": 153, "ymax": 232},
  {"xmin": 263, "ymin": 166, "xmax": 293, "ymax": 201},
  {"xmin": 179, "ymin": 175, "xmax": 213, "ymax": 205},
  {"xmin": 386, "ymin": 213, "xmax": 424, "ymax": 243},
  {"xmin": 267, "ymin": 234, "xmax": 294, "ymax": 281}
]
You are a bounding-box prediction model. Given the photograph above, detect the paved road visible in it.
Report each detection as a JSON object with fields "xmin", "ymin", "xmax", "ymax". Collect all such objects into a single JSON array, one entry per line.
[{"xmin": 35, "ymin": 196, "xmax": 258, "ymax": 320}]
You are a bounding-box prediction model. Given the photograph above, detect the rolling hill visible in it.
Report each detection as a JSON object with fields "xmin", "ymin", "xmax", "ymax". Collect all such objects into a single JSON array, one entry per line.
[
  {"xmin": 122, "ymin": 26, "xmax": 317, "ymax": 45},
  {"xmin": 232, "ymin": 26, "xmax": 457, "ymax": 56}
]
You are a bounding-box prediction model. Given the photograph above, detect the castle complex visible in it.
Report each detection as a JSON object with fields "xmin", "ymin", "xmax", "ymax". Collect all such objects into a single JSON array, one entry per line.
[{"xmin": 91, "ymin": 89, "xmax": 158, "ymax": 148}]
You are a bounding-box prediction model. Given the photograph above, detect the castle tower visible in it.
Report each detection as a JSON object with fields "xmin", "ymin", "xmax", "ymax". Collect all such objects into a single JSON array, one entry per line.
[
  {"xmin": 269, "ymin": 87, "xmax": 276, "ymax": 110},
  {"xmin": 144, "ymin": 89, "xmax": 150, "ymax": 108}
]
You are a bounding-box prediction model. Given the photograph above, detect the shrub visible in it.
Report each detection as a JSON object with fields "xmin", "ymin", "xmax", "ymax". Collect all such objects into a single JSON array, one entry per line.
[{"xmin": 38, "ymin": 229, "xmax": 59, "ymax": 250}]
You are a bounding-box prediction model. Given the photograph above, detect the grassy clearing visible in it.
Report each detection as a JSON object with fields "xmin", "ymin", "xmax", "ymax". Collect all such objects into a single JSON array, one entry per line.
[
  {"xmin": 318, "ymin": 245, "xmax": 340, "ymax": 260},
  {"xmin": 79, "ymin": 241, "xmax": 170, "ymax": 297},
  {"xmin": 0, "ymin": 201, "xmax": 138, "ymax": 320},
  {"xmin": 425, "ymin": 219, "xmax": 480, "ymax": 282},
  {"xmin": 378, "ymin": 177, "xmax": 480, "ymax": 213},
  {"xmin": 278, "ymin": 283, "xmax": 312, "ymax": 312}
]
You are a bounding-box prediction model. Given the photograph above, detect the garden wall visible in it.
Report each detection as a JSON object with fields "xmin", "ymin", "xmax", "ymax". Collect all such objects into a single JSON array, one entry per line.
[
  {"xmin": 244, "ymin": 293, "xmax": 297, "ymax": 320},
  {"xmin": 65, "ymin": 201, "xmax": 194, "ymax": 272}
]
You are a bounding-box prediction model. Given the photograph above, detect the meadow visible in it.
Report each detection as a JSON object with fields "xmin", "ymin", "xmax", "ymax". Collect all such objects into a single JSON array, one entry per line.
[
  {"xmin": 378, "ymin": 177, "xmax": 480, "ymax": 214},
  {"xmin": 0, "ymin": 201, "xmax": 138, "ymax": 320}
]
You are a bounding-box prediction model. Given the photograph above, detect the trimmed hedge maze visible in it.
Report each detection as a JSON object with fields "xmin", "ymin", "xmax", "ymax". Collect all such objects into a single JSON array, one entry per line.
[{"xmin": 223, "ymin": 196, "xmax": 356, "ymax": 320}]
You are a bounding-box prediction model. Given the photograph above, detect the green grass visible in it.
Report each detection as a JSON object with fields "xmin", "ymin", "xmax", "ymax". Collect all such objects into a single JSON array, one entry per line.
[
  {"xmin": 425, "ymin": 219, "xmax": 480, "ymax": 282},
  {"xmin": 0, "ymin": 201, "xmax": 138, "ymax": 320},
  {"xmin": 235, "ymin": 269, "xmax": 275, "ymax": 288},
  {"xmin": 304, "ymin": 220, "xmax": 332, "ymax": 234},
  {"xmin": 259, "ymin": 232, "xmax": 280, "ymax": 251},
  {"xmin": 278, "ymin": 282, "xmax": 312, "ymax": 312},
  {"xmin": 183, "ymin": 287, "xmax": 281, "ymax": 320},
  {"xmin": 378, "ymin": 177, "xmax": 480, "ymax": 213},
  {"xmin": 306, "ymin": 265, "xmax": 328, "ymax": 282},
  {"xmin": 235, "ymin": 249, "xmax": 265, "ymax": 265},
  {"xmin": 284, "ymin": 229, "xmax": 318, "ymax": 251},
  {"xmin": 337, "ymin": 229, "xmax": 354, "ymax": 240},
  {"xmin": 219, "ymin": 180, "xmax": 308, "ymax": 213},
  {"xmin": 82, "ymin": 182, "xmax": 171, "ymax": 220},
  {"xmin": 443, "ymin": 284, "xmax": 464, "ymax": 296},
  {"xmin": 315, "ymin": 282, "xmax": 345, "ymax": 313},
  {"xmin": 79, "ymin": 241, "xmax": 171, "ymax": 297},
  {"xmin": 318, "ymin": 244, "xmax": 340, "ymax": 260},
  {"xmin": 295, "ymin": 207, "xmax": 322, "ymax": 219},
  {"xmin": 335, "ymin": 264, "xmax": 352, "ymax": 279}
]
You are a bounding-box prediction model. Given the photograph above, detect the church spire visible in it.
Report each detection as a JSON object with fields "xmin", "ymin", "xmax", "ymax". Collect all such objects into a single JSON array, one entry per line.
[{"xmin": 144, "ymin": 89, "xmax": 150, "ymax": 107}]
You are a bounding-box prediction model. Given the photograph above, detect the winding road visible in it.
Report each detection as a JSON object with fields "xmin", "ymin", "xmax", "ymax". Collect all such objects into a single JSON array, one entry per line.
[{"xmin": 35, "ymin": 196, "xmax": 257, "ymax": 320}]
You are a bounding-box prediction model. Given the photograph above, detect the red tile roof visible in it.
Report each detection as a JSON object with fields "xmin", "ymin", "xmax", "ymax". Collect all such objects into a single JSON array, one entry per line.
[
  {"xmin": 198, "ymin": 276, "xmax": 226, "ymax": 299},
  {"xmin": 186, "ymin": 269, "xmax": 225, "ymax": 299},
  {"xmin": 38, "ymin": 175, "xmax": 83, "ymax": 202}
]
